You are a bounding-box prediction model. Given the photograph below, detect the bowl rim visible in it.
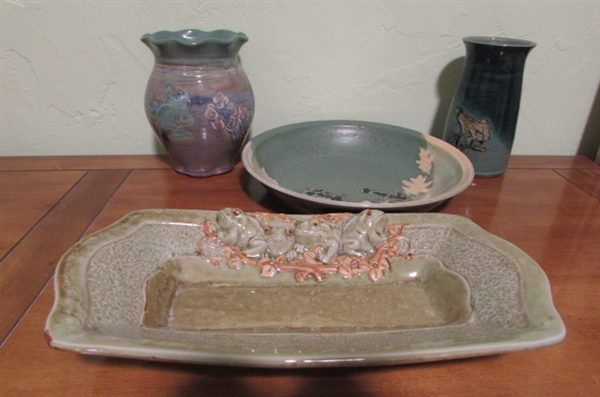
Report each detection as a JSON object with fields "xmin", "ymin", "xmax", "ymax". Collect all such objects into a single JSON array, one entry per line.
[{"xmin": 241, "ymin": 120, "xmax": 475, "ymax": 210}]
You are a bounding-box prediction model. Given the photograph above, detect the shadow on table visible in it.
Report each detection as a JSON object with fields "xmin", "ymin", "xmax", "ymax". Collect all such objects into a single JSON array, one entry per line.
[{"xmin": 82, "ymin": 353, "xmax": 500, "ymax": 397}]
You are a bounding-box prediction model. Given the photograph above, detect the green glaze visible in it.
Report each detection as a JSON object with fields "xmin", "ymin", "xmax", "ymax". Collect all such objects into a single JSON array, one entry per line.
[
  {"xmin": 45, "ymin": 209, "xmax": 565, "ymax": 368},
  {"xmin": 242, "ymin": 120, "xmax": 474, "ymax": 212}
]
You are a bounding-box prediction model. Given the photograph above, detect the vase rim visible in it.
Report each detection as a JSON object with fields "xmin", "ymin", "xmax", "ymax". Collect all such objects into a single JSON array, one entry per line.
[
  {"xmin": 463, "ymin": 36, "xmax": 536, "ymax": 48},
  {"xmin": 141, "ymin": 29, "xmax": 248, "ymax": 47}
]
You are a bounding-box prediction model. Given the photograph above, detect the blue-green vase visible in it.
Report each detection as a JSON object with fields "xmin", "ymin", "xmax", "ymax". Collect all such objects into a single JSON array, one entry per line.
[{"xmin": 442, "ymin": 37, "xmax": 535, "ymax": 177}]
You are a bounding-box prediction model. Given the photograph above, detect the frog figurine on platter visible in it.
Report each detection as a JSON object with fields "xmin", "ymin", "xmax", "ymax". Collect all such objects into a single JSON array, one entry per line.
[
  {"xmin": 341, "ymin": 209, "xmax": 388, "ymax": 257},
  {"xmin": 293, "ymin": 216, "xmax": 342, "ymax": 264},
  {"xmin": 257, "ymin": 214, "xmax": 297, "ymax": 259},
  {"xmin": 216, "ymin": 208, "xmax": 268, "ymax": 258}
]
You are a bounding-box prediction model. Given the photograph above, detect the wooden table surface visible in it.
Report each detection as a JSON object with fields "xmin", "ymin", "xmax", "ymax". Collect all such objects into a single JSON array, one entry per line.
[{"xmin": 1, "ymin": 155, "xmax": 598, "ymax": 397}]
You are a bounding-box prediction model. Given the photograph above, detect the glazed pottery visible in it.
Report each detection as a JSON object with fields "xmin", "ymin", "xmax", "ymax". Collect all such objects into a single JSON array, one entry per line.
[
  {"xmin": 46, "ymin": 208, "xmax": 565, "ymax": 367},
  {"xmin": 242, "ymin": 120, "xmax": 474, "ymax": 212},
  {"xmin": 142, "ymin": 29, "xmax": 254, "ymax": 177},
  {"xmin": 442, "ymin": 37, "xmax": 535, "ymax": 177}
]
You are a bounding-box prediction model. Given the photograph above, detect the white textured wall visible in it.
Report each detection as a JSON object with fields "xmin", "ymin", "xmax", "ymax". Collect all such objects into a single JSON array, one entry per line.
[{"xmin": 1, "ymin": 1, "xmax": 599, "ymax": 156}]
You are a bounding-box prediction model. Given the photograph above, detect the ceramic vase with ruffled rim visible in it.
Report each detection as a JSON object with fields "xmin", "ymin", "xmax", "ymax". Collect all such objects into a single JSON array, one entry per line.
[
  {"xmin": 442, "ymin": 36, "xmax": 536, "ymax": 177},
  {"xmin": 142, "ymin": 29, "xmax": 254, "ymax": 177}
]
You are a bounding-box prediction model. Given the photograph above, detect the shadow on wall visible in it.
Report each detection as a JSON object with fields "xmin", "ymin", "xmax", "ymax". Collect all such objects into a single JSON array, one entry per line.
[
  {"xmin": 429, "ymin": 57, "xmax": 465, "ymax": 139},
  {"xmin": 577, "ymin": 83, "xmax": 600, "ymax": 163},
  {"xmin": 433, "ymin": 60, "xmax": 600, "ymax": 162}
]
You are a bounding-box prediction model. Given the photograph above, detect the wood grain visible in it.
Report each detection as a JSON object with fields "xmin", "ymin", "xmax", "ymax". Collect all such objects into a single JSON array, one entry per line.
[
  {"xmin": 554, "ymin": 168, "xmax": 600, "ymax": 199},
  {"xmin": 0, "ymin": 170, "xmax": 85, "ymax": 259},
  {"xmin": 0, "ymin": 170, "xmax": 129, "ymax": 343},
  {"xmin": 85, "ymin": 164, "xmax": 288, "ymax": 235},
  {"xmin": 0, "ymin": 155, "xmax": 171, "ymax": 171},
  {"xmin": 507, "ymin": 154, "xmax": 600, "ymax": 170},
  {"xmin": 0, "ymin": 156, "xmax": 598, "ymax": 397}
]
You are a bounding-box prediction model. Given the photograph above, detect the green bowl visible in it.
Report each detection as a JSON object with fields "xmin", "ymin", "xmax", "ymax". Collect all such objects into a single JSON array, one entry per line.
[{"xmin": 242, "ymin": 120, "xmax": 474, "ymax": 212}]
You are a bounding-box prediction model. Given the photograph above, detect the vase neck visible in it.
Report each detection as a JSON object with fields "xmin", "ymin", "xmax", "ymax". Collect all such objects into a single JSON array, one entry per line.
[
  {"xmin": 464, "ymin": 36, "xmax": 536, "ymax": 48},
  {"xmin": 142, "ymin": 29, "xmax": 248, "ymax": 67},
  {"xmin": 463, "ymin": 36, "xmax": 535, "ymax": 61}
]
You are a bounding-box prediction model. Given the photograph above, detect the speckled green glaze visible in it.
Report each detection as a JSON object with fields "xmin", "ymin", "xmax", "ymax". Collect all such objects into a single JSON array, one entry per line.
[
  {"xmin": 142, "ymin": 256, "xmax": 471, "ymax": 332},
  {"xmin": 241, "ymin": 120, "xmax": 474, "ymax": 212},
  {"xmin": 45, "ymin": 209, "xmax": 564, "ymax": 368}
]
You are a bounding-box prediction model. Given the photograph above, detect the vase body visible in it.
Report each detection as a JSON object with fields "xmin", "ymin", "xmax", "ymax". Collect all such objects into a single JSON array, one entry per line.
[
  {"xmin": 442, "ymin": 37, "xmax": 535, "ymax": 177},
  {"xmin": 142, "ymin": 29, "xmax": 254, "ymax": 177}
]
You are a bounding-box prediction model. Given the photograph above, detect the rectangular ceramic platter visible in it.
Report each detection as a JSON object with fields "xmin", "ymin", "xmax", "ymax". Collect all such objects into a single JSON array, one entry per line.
[{"xmin": 45, "ymin": 209, "xmax": 565, "ymax": 368}]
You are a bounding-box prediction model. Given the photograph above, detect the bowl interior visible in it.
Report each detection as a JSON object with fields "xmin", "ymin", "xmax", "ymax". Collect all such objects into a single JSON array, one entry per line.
[{"xmin": 245, "ymin": 121, "xmax": 472, "ymax": 208}]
